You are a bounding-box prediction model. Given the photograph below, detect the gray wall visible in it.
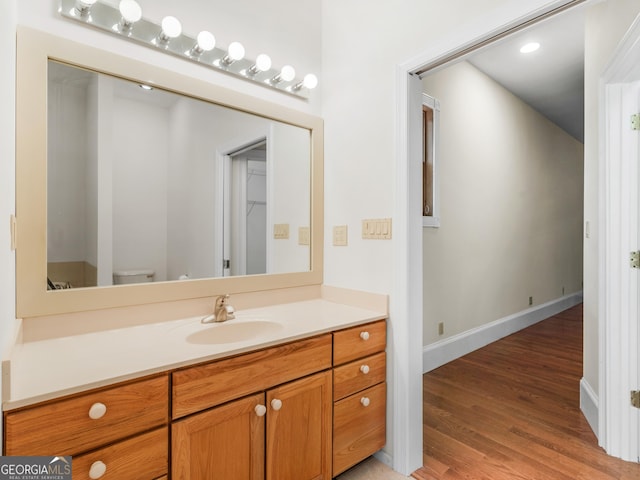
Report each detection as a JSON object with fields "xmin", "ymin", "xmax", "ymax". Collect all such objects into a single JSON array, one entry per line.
[{"xmin": 422, "ymin": 61, "xmax": 584, "ymax": 346}]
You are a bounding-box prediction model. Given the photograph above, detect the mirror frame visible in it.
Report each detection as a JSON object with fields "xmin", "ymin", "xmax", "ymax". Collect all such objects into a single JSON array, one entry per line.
[{"xmin": 16, "ymin": 27, "xmax": 323, "ymax": 318}]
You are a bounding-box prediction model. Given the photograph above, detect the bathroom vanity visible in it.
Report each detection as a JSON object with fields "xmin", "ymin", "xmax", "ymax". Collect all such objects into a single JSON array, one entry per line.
[
  {"xmin": 3, "ymin": 299, "xmax": 387, "ymax": 479},
  {"xmin": 7, "ymin": 28, "xmax": 388, "ymax": 479}
]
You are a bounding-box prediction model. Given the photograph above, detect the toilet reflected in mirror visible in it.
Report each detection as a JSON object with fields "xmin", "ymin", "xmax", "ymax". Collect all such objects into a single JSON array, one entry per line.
[{"xmin": 113, "ymin": 270, "xmax": 155, "ymax": 285}]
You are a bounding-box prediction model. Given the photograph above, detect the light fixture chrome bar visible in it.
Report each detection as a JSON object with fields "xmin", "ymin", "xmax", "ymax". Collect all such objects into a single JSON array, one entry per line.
[{"xmin": 59, "ymin": 0, "xmax": 315, "ymax": 98}]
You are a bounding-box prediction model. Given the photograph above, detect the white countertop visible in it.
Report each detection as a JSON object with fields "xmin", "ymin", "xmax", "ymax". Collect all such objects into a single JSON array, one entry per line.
[{"xmin": 3, "ymin": 299, "xmax": 386, "ymax": 410}]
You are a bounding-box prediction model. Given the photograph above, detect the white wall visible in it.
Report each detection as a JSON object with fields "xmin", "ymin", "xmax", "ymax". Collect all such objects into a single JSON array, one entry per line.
[
  {"xmin": 271, "ymin": 122, "xmax": 311, "ymax": 273},
  {"xmin": 421, "ymin": 61, "xmax": 584, "ymax": 346},
  {"xmin": 0, "ymin": 0, "xmax": 17, "ymax": 448},
  {"xmin": 582, "ymin": 0, "xmax": 640, "ymax": 397},
  {"xmin": 322, "ymin": 0, "xmax": 510, "ymax": 293},
  {"xmin": 95, "ymin": 75, "xmax": 115, "ymax": 285},
  {"xmin": 112, "ymin": 95, "xmax": 170, "ymax": 281},
  {"xmin": 167, "ymin": 99, "xmax": 193, "ymax": 281},
  {"xmin": 47, "ymin": 79, "xmax": 89, "ymax": 263}
]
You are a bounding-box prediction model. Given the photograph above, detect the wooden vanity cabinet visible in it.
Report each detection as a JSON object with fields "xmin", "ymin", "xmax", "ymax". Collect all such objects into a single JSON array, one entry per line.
[
  {"xmin": 332, "ymin": 320, "xmax": 387, "ymax": 477},
  {"xmin": 171, "ymin": 334, "xmax": 333, "ymax": 480},
  {"xmin": 3, "ymin": 320, "xmax": 387, "ymax": 479},
  {"xmin": 3, "ymin": 374, "xmax": 169, "ymax": 480}
]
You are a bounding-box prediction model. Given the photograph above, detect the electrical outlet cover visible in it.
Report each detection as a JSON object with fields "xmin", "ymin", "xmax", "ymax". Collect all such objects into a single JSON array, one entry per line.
[
  {"xmin": 333, "ymin": 225, "xmax": 348, "ymax": 246},
  {"xmin": 298, "ymin": 227, "xmax": 310, "ymax": 245}
]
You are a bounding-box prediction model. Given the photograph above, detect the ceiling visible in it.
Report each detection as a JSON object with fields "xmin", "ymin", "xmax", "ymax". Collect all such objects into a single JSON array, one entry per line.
[{"xmin": 466, "ymin": 7, "xmax": 586, "ymax": 142}]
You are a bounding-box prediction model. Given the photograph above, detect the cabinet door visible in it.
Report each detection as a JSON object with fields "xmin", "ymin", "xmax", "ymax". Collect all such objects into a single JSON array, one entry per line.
[
  {"xmin": 172, "ymin": 393, "xmax": 265, "ymax": 480},
  {"xmin": 266, "ymin": 371, "xmax": 332, "ymax": 480}
]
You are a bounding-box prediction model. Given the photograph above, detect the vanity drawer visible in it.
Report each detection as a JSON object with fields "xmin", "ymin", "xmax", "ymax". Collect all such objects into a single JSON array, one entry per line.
[
  {"xmin": 72, "ymin": 426, "xmax": 168, "ymax": 480},
  {"xmin": 172, "ymin": 334, "xmax": 332, "ymax": 418},
  {"xmin": 4, "ymin": 375, "xmax": 169, "ymax": 455},
  {"xmin": 333, "ymin": 320, "xmax": 386, "ymax": 366},
  {"xmin": 333, "ymin": 351, "xmax": 386, "ymax": 401},
  {"xmin": 333, "ymin": 382, "xmax": 386, "ymax": 476}
]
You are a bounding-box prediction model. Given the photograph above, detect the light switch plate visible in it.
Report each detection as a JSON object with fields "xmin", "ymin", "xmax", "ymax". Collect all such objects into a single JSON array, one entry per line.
[
  {"xmin": 362, "ymin": 218, "xmax": 392, "ymax": 239},
  {"xmin": 298, "ymin": 227, "xmax": 310, "ymax": 245},
  {"xmin": 274, "ymin": 223, "xmax": 290, "ymax": 239},
  {"xmin": 333, "ymin": 225, "xmax": 348, "ymax": 246}
]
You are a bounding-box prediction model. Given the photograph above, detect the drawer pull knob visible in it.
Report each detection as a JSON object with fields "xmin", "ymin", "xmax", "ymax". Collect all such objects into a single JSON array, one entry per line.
[
  {"xmin": 89, "ymin": 461, "xmax": 107, "ymax": 479},
  {"xmin": 360, "ymin": 365, "xmax": 370, "ymax": 374},
  {"xmin": 88, "ymin": 402, "xmax": 107, "ymax": 420},
  {"xmin": 255, "ymin": 404, "xmax": 267, "ymax": 417},
  {"xmin": 361, "ymin": 396, "xmax": 371, "ymax": 407},
  {"xmin": 271, "ymin": 398, "xmax": 283, "ymax": 411},
  {"xmin": 360, "ymin": 331, "xmax": 370, "ymax": 341}
]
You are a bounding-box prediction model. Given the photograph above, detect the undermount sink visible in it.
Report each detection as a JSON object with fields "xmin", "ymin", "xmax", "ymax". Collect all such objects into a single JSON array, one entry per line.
[{"xmin": 186, "ymin": 320, "xmax": 284, "ymax": 345}]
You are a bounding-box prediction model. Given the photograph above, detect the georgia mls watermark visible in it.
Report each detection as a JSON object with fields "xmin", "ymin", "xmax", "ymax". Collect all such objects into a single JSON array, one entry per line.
[{"xmin": 0, "ymin": 456, "xmax": 71, "ymax": 480}]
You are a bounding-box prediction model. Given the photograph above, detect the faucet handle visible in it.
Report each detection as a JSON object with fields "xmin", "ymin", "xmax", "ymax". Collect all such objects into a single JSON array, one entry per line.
[
  {"xmin": 215, "ymin": 294, "xmax": 230, "ymax": 307},
  {"xmin": 225, "ymin": 305, "xmax": 235, "ymax": 320}
]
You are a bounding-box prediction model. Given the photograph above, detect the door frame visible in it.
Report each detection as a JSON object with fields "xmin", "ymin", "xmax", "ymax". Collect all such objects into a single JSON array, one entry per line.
[
  {"xmin": 215, "ymin": 131, "xmax": 271, "ymax": 278},
  {"xmin": 599, "ymin": 13, "xmax": 640, "ymax": 462},
  {"xmin": 394, "ymin": 0, "xmax": 596, "ymax": 475}
]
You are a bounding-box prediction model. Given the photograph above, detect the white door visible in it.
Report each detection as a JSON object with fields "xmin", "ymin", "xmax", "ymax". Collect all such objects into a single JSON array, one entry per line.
[
  {"xmin": 630, "ymin": 82, "xmax": 640, "ymax": 463},
  {"xmin": 603, "ymin": 79, "xmax": 640, "ymax": 463}
]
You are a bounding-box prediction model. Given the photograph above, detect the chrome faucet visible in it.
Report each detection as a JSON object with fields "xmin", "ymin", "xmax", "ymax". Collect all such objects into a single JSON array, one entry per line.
[{"xmin": 201, "ymin": 294, "xmax": 236, "ymax": 323}]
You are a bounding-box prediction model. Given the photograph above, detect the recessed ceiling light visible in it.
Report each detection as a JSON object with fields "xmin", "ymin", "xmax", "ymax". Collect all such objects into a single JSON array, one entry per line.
[
  {"xmin": 520, "ymin": 42, "xmax": 540, "ymax": 54},
  {"xmin": 139, "ymin": 84, "xmax": 153, "ymax": 90}
]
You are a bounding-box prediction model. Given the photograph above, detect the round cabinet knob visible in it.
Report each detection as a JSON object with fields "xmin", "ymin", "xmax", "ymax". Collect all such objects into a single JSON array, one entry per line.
[
  {"xmin": 89, "ymin": 461, "xmax": 107, "ymax": 479},
  {"xmin": 254, "ymin": 404, "xmax": 267, "ymax": 417},
  {"xmin": 360, "ymin": 397, "xmax": 371, "ymax": 407},
  {"xmin": 271, "ymin": 398, "xmax": 283, "ymax": 411},
  {"xmin": 360, "ymin": 365, "xmax": 370, "ymax": 374},
  {"xmin": 88, "ymin": 402, "xmax": 107, "ymax": 420},
  {"xmin": 360, "ymin": 331, "xmax": 370, "ymax": 341}
]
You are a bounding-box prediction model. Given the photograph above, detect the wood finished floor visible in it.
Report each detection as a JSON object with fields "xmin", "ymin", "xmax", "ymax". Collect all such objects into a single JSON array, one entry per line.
[{"xmin": 412, "ymin": 304, "xmax": 640, "ymax": 480}]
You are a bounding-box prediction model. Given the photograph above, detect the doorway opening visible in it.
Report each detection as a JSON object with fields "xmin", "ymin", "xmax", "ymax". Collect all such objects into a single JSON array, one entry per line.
[
  {"xmin": 392, "ymin": 0, "xmax": 598, "ymax": 476},
  {"xmin": 396, "ymin": 0, "xmax": 640, "ymax": 474},
  {"xmin": 222, "ymin": 138, "xmax": 269, "ymax": 277}
]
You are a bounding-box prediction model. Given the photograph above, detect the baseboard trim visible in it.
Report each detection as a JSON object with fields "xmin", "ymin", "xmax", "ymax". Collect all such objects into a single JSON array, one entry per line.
[
  {"xmin": 423, "ymin": 292, "xmax": 583, "ymax": 373},
  {"xmin": 580, "ymin": 377, "xmax": 599, "ymax": 438},
  {"xmin": 373, "ymin": 449, "xmax": 393, "ymax": 468}
]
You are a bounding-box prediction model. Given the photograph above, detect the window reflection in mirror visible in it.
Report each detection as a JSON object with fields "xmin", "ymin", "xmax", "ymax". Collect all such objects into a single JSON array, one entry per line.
[{"xmin": 47, "ymin": 61, "xmax": 311, "ymax": 289}]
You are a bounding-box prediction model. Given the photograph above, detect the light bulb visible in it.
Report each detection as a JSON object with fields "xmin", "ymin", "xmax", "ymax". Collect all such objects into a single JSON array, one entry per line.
[
  {"xmin": 190, "ymin": 31, "xmax": 215, "ymax": 57},
  {"xmin": 197, "ymin": 31, "xmax": 216, "ymax": 52},
  {"xmin": 270, "ymin": 65, "xmax": 296, "ymax": 84},
  {"xmin": 292, "ymin": 73, "xmax": 319, "ymax": 92},
  {"xmin": 280, "ymin": 65, "xmax": 296, "ymax": 82},
  {"xmin": 75, "ymin": 0, "xmax": 97, "ymax": 15},
  {"xmin": 159, "ymin": 16, "xmax": 182, "ymax": 41},
  {"xmin": 220, "ymin": 42, "xmax": 245, "ymax": 66},
  {"xmin": 247, "ymin": 54, "xmax": 272, "ymax": 75},
  {"xmin": 255, "ymin": 54, "xmax": 272, "ymax": 72},
  {"xmin": 303, "ymin": 73, "xmax": 318, "ymax": 89},
  {"xmin": 119, "ymin": 0, "xmax": 142, "ymax": 28},
  {"xmin": 227, "ymin": 42, "xmax": 245, "ymax": 61}
]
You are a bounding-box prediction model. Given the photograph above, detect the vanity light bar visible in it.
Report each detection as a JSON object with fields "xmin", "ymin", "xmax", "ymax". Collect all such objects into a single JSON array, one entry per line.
[{"xmin": 59, "ymin": 0, "xmax": 317, "ymax": 98}]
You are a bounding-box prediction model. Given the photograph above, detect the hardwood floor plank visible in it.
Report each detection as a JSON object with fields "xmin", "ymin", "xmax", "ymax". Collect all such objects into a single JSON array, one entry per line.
[{"xmin": 413, "ymin": 304, "xmax": 640, "ymax": 480}]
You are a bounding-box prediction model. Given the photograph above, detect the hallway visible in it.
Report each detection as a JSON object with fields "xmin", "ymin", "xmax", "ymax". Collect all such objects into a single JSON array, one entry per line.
[{"xmin": 412, "ymin": 304, "xmax": 640, "ymax": 479}]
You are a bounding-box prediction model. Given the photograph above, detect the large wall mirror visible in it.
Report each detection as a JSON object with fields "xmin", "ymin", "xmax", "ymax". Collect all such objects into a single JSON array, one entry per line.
[{"xmin": 16, "ymin": 27, "xmax": 323, "ymax": 318}]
